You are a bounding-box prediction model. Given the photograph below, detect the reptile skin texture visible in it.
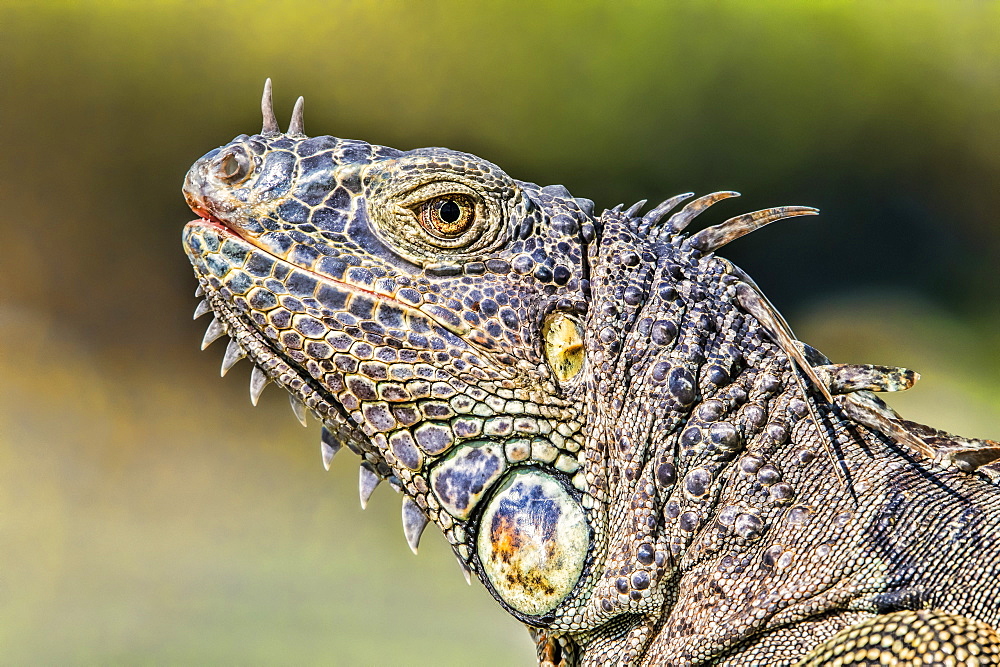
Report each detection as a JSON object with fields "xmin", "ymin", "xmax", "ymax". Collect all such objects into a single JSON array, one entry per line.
[{"xmin": 180, "ymin": 82, "xmax": 1000, "ymax": 666}]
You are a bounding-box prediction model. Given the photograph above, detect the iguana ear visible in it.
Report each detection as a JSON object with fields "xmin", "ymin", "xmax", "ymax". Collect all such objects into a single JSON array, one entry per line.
[{"xmin": 542, "ymin": 312, "xmax": 586, "ymax": 384}]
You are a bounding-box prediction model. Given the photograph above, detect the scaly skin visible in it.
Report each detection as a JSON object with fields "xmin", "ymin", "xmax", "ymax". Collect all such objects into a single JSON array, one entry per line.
[{"xmin": 181, "ymin": 83, "xmax": 1000, "ymax": 665}]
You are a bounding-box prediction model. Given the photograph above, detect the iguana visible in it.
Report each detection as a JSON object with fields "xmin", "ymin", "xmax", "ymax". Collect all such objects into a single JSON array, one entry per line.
[{"xmin": 181, "ymin": 81, "xmax": 1000, "ymax": 666}]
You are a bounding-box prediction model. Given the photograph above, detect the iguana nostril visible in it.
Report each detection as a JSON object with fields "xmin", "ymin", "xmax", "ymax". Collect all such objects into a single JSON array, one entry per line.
[
  {"xmin": 219, "ymin": 153, "xmax": 240, "ymax": 179},
  {"xmin": 213, "ymin": 147, "xmax": 251, "ymax": 183}
]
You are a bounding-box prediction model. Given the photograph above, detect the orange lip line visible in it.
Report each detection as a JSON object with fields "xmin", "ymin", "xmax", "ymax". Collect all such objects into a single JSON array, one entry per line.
[
  {"xmin": 187, "ymin": 219, "xmax": 514, "ymax": 392},
  {"xmin": 185, "ymin": 217, "xmax": 425, "ymax": 320}
]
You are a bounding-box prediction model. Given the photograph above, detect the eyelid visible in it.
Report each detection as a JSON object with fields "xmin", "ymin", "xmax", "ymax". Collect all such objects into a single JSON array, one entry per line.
[
  {"xmin": 397, "ymin": 181, "xmax": 481, "ymax": 210},
  {"xmin": 363, "ymin": 166, "xmax": 514, "ymax": 264}
]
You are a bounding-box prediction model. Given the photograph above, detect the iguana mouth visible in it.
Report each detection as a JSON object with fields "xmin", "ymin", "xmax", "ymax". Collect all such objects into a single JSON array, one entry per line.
[{"xmin": 184, "ymin": 219, "xmax": 384, "ymax": 472}]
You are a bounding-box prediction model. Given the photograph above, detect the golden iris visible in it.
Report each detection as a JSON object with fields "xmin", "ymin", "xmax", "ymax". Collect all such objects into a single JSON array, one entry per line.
[{"xmin": 418, "ymin": 195, "xmax": 475, "ymax": 237}]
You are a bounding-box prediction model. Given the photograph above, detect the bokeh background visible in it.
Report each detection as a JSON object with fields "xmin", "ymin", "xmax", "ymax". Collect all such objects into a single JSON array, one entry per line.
[{"xmin": 2, "ymin": 1, "xmax": 999, "ymax": 664}]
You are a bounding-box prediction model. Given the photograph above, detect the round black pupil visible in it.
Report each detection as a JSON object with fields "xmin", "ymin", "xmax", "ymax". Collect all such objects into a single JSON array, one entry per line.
[{"xmin": 438, "ymin": 199, "xmax": 461, "ymax": 224}]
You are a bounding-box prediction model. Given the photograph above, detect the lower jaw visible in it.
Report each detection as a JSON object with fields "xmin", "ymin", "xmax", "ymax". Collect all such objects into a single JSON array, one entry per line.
[{"xmin": 193, "ymin": 269, "xmax": 381, "ymax": 465}]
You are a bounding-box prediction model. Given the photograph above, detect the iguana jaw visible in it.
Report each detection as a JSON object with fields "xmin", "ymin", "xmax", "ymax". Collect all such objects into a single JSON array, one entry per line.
[{"xmin": 183, "ymin": 219, "xmax": 377, "ymax": 462}]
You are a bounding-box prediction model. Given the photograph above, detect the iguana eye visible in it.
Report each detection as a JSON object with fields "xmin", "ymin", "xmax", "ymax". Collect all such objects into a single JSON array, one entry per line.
[
  {"xmin": 418, "ymin": 195, "xmax": 475, "ymax": 238},
  {"xmin": 363, "ymin": 157, "xmax": 515, "ymax": 263}
]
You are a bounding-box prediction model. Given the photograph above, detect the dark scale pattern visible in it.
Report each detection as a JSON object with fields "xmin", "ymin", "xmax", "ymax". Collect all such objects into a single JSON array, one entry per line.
[{"xmin": 181, "ymin": 88, "xmax": 1000, "ymax": 667}]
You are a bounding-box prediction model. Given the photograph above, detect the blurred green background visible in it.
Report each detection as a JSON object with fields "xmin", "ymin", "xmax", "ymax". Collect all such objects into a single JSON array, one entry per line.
[{"xmin": 2, "ymin": 1, "xmax": 999, "ymax": 664}]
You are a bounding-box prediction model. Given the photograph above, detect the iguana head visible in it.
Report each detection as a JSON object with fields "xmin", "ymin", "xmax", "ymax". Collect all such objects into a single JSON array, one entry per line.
[
  {"xmin": 183, "ymin": 81, "xmax": 601, "ymax": 627},
  {"xmin": 182, "ymin": 81, "xmax": 836, "ymax": 660}
]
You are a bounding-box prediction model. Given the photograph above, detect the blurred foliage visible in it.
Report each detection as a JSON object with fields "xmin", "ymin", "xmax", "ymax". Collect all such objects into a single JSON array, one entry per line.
[
  {"xmin": 0, "ymin": 308, "xmax": 530, "ymax": 663},
  {"xmin": 1, "ymin": 0, "xmax": 998, "ymax": 664}
]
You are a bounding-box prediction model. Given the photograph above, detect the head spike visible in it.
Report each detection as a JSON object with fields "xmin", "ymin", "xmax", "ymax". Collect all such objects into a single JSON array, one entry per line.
[
  {"xmin": 639, "ymin": 192, "xmax": 694, "ymax": 236},
  {"xmin": 261, "ymin": 78, "xmax": 279, "ymax": 135},
  {"xmin": 200, "ymin": 316, "xmax": 225, "ymax": 350},
  {"xmin": 320, "ymin": 426, "xmax": 341, "ymax": 471},
  {"xmin": 193, "ymin": 299, "xmax": 212, "ymax": 320},
  {"xmin": 734, "ymin": 281, "xmax": 833, "ymax": 404},
  {"xmin": 401, "ymin": 496, "xmax": 429, "ymax": 554},
  {"xmin": 288, "ymin": 96, "xmax": 305, "ymax": 135},
  {"xmin": 454, "ymin": 548, "xmax": 473, "ymax": 585},
  {"xmin": 664, "ymin": 191, "xmax": 740, "ymax": 235},
  {"xmin": 289, "ymin": 394, "xmax": 308, "ymax": 427},
  {"xmin": 839, "ymin": 393, "xmax": 934, "ymax": 459},
  {"xmin": 359, "ymin": 463, "xmax": 381, "ymax": 509},
  {"xmin": 624, "ymin": 199, "xmax": 647, "ymax": 218},
  {"xmin": 220, "ymin": 338, "xmax": 245, "ymax": 376},
  {"xmin": 687, "ymin": 206, "xmax": 819, "ymax": 254},
  {"xmin": 813, "ymin": 363, "xmax": 919, "ymax": 395},
  {"xmin": 249, "ymin": 365, "xmax": 269, "ymax": 405},
  {"xmin": 574, "ymin": 198, "xmax": 595, "ymax": 216}
]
